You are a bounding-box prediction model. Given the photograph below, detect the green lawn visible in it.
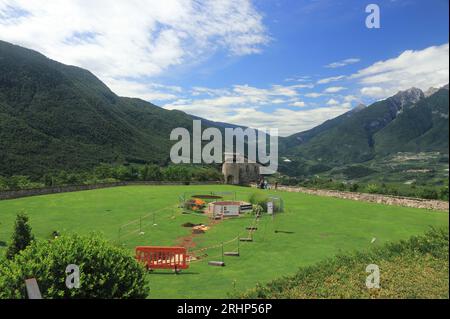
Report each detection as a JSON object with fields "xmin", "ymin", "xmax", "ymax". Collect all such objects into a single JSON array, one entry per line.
[{"xmin": 0, "ymin": 185, "xmax": 447, "ymax": 298}]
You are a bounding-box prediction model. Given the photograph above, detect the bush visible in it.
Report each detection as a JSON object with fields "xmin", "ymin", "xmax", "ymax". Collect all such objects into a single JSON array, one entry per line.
[
  {"xmin": 349, "ymin": 183, "xmax": 360, "ymax": 192},
  {"xmin": 418, "ymin": 188, "xmax": 439, "ymax": 200},
  {"xmin": 6, "ymin": 213, "xmax": 34, "ymax": 260},
  {"xmin": 248, "ymin": 193, "xmax": 270, "ymax": 212},
  {"xmin": 0, "ymin": 234, "xmax": 148, "ymax": 299},
  {"xmin": 163, "ymin": 166, "xmax": 192, "ymax": 182},
  {"xmin": 439, "ymin": 186, "xmax": 449, "ymax": 201},
  {"xmin": 366, "ymin": 184, "xmax": 380, "ymax": 194},
  {"xmin": 248, "ymin": 193, "xmax": 282, "ymax": 212}
]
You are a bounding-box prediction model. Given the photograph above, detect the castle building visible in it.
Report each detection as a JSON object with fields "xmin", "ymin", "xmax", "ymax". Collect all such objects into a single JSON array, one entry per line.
[{"xmin": 222, "ymin": 153, "xmax": 261, "ymax": 185}]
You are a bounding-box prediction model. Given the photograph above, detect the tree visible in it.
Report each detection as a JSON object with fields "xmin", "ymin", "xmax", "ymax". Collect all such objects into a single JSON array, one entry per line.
[
  {"xmin": 6, "ymin": 213, "xmax": 35, "ymax": 259},
  {"xmin": 366, "ymin": 184, "xmax": 380, "ymax": 194},
  {"xmin": 140, "ymin": 164, "xmax": 162, "ymax": 181},
  {"xmin": 163, "ymin": 166, "xmax": 191, "ymax": 182},
  {"xmin": 0, "ymin": 176, "xmax": 8, "ymax": 191},
  {"xmin": 0, "ymin": 234, "xmax": 149, "ymax": 298}
]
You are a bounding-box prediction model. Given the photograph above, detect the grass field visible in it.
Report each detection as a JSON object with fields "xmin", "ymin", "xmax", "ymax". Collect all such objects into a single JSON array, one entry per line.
[{"xmin": 0, "ymin": 185, "xmax": 448, "ymax": 298}]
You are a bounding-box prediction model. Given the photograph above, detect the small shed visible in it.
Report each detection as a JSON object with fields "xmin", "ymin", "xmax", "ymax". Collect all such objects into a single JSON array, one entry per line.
[{"xmin": 208, "ymin": 201, "xmax": 242, "ymax": 218}]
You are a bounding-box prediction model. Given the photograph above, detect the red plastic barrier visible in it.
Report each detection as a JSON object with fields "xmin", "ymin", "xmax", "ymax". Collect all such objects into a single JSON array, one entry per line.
[{"xmin": 135, "ymin": 246, "xmax": 189, "ymax": 271}]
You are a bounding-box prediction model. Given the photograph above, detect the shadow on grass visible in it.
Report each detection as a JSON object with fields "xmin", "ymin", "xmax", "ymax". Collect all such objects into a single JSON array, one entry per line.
[
  {"xmin": 0, "ymin": 241, "xmax": 7, "ymax": 247},
  {"xmin": 274, "ymin": 230, "xmax": 295, "ymax": 234}
]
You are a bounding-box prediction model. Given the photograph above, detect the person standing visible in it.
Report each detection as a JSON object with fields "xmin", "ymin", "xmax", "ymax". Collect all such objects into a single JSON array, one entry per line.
[{"xmin": 259, "ymin": 178, "xmax": 264, "ymax": 189}]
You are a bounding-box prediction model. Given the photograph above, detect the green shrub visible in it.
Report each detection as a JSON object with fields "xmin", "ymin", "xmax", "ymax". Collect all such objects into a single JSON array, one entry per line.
[
  {"xmin": 366, "ymin": 184, "xmax": 380, "ymax": 194},
  {"xmin": 438, "ymin": 186, "xmax": 449, "ymax": 201},
  {"xmin": 0, "ymin": 234, "xmax": 148, "ymax": 299},
  {"xmin": 6, "ymin": 213, "xmax": 34, "ymax": 260},
  {"xmin": 349, "ymin": 183, "xmax": 360, "ymax": 192},
  {"xmin": 248, "ymin": 193, "xmax": 269, "ymax": 211},
  {"xmin": 418, "ymin": 188, "xmax": 439, "ymax": 200},
  {"xmin": 248, "ymin": 193, "xmax": 283, "ymax": 212}
]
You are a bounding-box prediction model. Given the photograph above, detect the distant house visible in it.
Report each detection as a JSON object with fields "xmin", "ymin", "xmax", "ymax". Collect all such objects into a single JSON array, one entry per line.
[{"xmin": 222, "ymin": 153, "xmax": 261, "ymax": 185}]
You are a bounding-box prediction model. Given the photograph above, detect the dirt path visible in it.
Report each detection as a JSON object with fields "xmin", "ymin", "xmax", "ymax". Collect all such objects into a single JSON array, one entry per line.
[
  {"xmin": 175, "ymin": 216, "xmax": 223, "ymax": 251},
  {"xmin": 271, "ymin": 185, "xmax": 449, "ymax": 212}
]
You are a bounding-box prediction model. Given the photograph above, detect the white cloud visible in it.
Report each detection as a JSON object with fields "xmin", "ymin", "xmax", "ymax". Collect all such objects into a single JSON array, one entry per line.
[
  {"xmin": 191, "ymin": 87, "xmax": 230, "ymax": 97},
  {"xmin": 0, "ymin": 0, "xmax": 269, "ymax": 98},
  {"xmin": 305, "ymin": 92, "xmax": 323, "ymax": 98},
  {"xmin": 163, "ymin": 82, "xmax": 351, "ymax": 136},
  {"xmin": 344, "ymin": 95, "xmax": 358, "ymax": 102},
  {"xmin": 290, "ymin": 101, "xmax": 306, "ymax": 107},
  {"xmin": 164, "ymin": 83, "xmax": 310, "ymax": 111},
  {"xmin": 325, "ymin": 58, "xmax": 360, "ymax": 68},
  {"xmin": 353, "ymin": 43, "xmax": 449, "ymax": 98},
  {"xmin": 324, "ymin": 86, "xmax": 346, "ymax": 93},
  {"xmin": 360, "ymin": 86, "xmax": 388, "ymax": 98},
  {"xmin": 165, "ymin": 100, "xmax": 351, "ymax": 136},
  {"xmin": 326, "ymin": 98, "xmax": 339, "ymax": 106},
  {"xmin": 284, "ymin": 75, "xmax": 311, "ymax": 82},
  {"xmin": 317, "ymin": 75, "xmax": 345, "ymax": 84}
]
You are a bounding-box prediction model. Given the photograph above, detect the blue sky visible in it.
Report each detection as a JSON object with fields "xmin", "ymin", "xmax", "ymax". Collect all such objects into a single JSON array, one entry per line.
[{"xmin": 0, "ymin": 0, "xmax": 449, "ymax": 135}]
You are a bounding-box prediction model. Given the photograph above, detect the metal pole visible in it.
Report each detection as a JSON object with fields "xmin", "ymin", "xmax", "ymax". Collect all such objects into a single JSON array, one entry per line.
[
  {"xmin": 237, "ymin": 235, "xmax": 240, "ymax": 255},
  {"xmin": 221, "ymin": 243, "xmax": 224, "ymax": 263}
]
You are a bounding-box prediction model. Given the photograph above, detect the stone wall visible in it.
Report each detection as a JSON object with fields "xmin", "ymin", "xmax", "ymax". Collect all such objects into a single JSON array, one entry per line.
[
  {"xmin": 0, "ymin": 181, "xmax": 221, "ymax": 201},
  {"xmin": 222, "ymin": 162, "xmax": 260, "ymax": 185},
  {"xmin": 256, "ymin": 184, "xmax": 449, "ymax": 212}
]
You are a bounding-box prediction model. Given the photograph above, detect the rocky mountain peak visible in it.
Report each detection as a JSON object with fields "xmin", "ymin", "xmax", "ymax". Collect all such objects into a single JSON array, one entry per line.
[
  {"xmin": 392, "ymin": 87, "xmax": 424, "ymax": 107},
  {"xmin": 425, "ymin": 87, "xmax": 440, "ymax": 97}
]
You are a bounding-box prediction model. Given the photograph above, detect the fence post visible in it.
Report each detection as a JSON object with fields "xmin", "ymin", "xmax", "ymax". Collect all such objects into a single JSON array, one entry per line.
[
  {"xmin": 25, "ymin": 278, "xmax": 42, "ymax": 299},
  {"xmin": 237, "ymin": 235, "xmax": 240, "ymax": 255}
]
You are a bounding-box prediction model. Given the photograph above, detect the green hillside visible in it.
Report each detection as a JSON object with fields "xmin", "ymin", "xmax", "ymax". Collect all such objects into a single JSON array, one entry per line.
[
  {"xmin": 0, "ymin": 40, "xmax": 200, "ymax": 177},
  {"xmin": 374, "ymin": 87, "xmax": 449, "ymax": 155},
  {"xmin": 281, "ymin": 88, "xmax": 427, "ymax": 165},
  {"xmin": 0, "ymin": 40, "xmax": 448, "ymax": 185},
  {"xmin": 280, "ymin": 87, "xmax": 449, "ymax": 179},
  {"xmin": 280, "ymin": 104, "xmax": 366, "ymax": 151}
]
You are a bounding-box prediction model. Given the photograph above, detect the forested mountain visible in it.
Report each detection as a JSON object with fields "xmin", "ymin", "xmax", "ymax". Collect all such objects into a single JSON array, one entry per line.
[
  {"xmin": 0, "ymin": 40, "xmax": 210, "ymax": 176},
  {"xmin": 374, "ymin": 86, "xmax": 449, "ymax": 155},
  {"xmin": 279, "ymin": 86, "xmax": 449, "ymax": 176},
  {"xmin": 0, "ymin": 40, "xmax": 448, "ymax": 181},
  {"xmin": 280, "ymin": 103, "xmax": 366, "ymax": 152}
]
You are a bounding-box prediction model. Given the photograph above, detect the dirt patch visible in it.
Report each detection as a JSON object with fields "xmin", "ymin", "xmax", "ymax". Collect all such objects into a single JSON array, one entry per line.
[
  {"xmin": 176, "ymin": 235, "xmax": 198, "ymax": 249},
  {"xmin": 182, "ymin": 222, "xmax": 202, "ymax": 228},
  {"xmin": 192, "ymin": 195, "xmax": 223, "ymax": 200},
  {"xmin": 176, "ymin": 217, "xmax": 224, "ymax": 252}
]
